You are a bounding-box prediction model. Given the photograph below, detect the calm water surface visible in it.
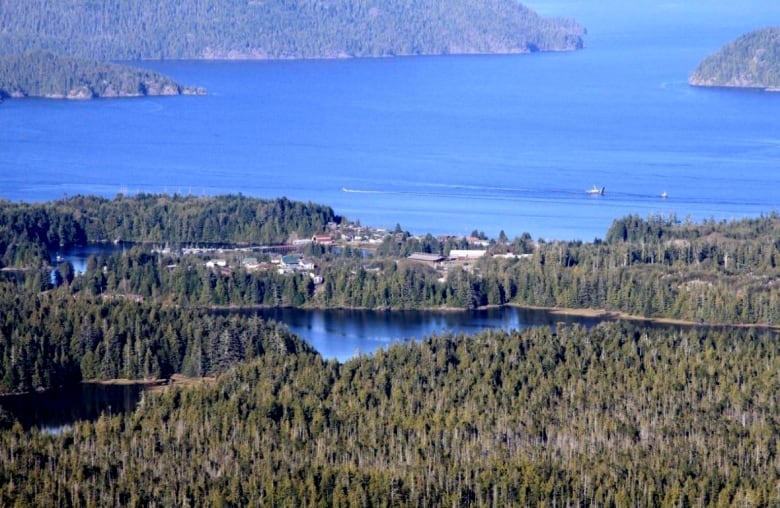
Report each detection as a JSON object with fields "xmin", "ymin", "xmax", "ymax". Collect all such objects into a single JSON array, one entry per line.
[
  {"xmin": 3, "ymin": 2, "xmax": 780, "ymax": 240},
  {"xmin": 256, "ymin": 306, "xmax": 604, "ymax": 362},
  {"xmin": 0, "ymin": 383, "xmax": 145, "ymax": 431}
]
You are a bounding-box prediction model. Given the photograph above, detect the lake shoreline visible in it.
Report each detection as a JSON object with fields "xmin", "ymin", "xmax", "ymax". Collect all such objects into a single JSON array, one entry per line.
[
  {"xmin": 212, "ymin": 301, "xmax": 780, "ymax": 330},
  {"xmin": 85, "ymin": 373, "xmax": 215, "ymax": 392},
  {"xmin": 511, "ymin": 303, "xmax": 780, "ymax": 331}
]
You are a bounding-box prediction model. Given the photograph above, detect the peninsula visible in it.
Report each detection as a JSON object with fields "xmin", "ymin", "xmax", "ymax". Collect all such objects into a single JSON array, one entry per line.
[
  {"xmin": 0, "ymin": 52, "xmax": 205, "ymax": 100},
  {"xmin": 689, "ymin": 26, "xmax": 780, "ymax": 90}
]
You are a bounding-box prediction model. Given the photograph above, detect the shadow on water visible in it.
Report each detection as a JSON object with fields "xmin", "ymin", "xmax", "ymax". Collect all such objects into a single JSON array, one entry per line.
[{"xmin": 0, "ymin": 383, "xmax": 145, "ymax": 433}]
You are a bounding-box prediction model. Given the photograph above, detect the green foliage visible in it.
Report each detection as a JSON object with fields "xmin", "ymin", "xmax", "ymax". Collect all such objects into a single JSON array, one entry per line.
[
  {"xmin": 690, "ymin": 27, "xmax": 780, "ymax": 89},
  {"xmin": 1, "ymin": 322, "xmax": 779, "ymax": 505},
  {"xmin": 0, "ymin": 282, "xmax": 313, "ymax": 392},
  {"xmin": 0, "ymin": 51, "xmax": 200, "ymax": 99},
  {"xmin": 0, "ymin": 0, "xmax": 585, "ymax": 60}
]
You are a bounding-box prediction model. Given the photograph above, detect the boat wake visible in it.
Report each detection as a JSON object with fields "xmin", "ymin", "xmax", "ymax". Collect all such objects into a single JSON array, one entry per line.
[{"xmin": 341, "ymin": 187, "xmax": 384, "ymax": 194}]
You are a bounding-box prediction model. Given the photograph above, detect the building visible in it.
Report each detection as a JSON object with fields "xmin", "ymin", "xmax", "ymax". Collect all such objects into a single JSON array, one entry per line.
[
  {"xmin": 312, "ymin": 234, "xmax": 334, "ymax": 245},
  {"xmin": 407, "ymin": 252, "xmax": 446, "ymax": 267},
  {"xmin": 281, "ymin": 255, "xmax": 301, "ymax": 269},
  {"xmin": 448, "ymin": 250, "xmax": 487, "ymax": 260}
]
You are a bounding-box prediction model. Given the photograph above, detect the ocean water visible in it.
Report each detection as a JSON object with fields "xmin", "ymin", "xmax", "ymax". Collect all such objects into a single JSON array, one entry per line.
[{"xmin": 2, "ymin": 1, "xmax": 780, "ymax": 241}]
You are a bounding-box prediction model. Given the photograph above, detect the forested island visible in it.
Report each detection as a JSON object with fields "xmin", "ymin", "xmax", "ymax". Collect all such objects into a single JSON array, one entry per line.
[
  {"xmin": 0, "ymin": 0, "xmax": 585, "ymax": 60},
  {"xmin": 0, "ymin": 52, "xmax": 204, "ymax": 100},
  {"xmin": 2, "ymin": 194, "xmax": 780, "ymax": 505},
  {"xmin": 690, "ymin": 26, "xmax": 780, "ymax": 89}
]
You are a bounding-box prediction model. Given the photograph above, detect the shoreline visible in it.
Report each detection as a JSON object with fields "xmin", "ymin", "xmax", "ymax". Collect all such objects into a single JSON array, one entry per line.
[
  {"xmin": 211, "ymin": 301, "xmax": 780, "ymax": 330},
  {"xmin": 3, "ymin": 305, "xmax": 777, "ymax": 398},
  {"xmin": 511, "ymin": 303, "xmax": 780, "ymax": 330},
  {"xmin": 85, "ymin": 373, "xmax": 215, "ymax": 392}
]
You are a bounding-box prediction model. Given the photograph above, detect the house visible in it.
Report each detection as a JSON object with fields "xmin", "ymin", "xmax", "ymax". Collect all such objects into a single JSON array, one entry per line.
[
  {"xmin": 312, "ymin": 234, "xmax": 334, "ymax": 245},
  {"xmin": 281, "ymin": 255, "xmax": 301, "ymax": 269},
  {"xmin": 467, "ymin": 236, "xmax": 491, "ymax": 248},
  {"xmin": 241, "ymin": 257, "xmax": 261, "ymax": 270},
  {"xmin": 206, "ymin": 259, "xmax": 227, "ymax": 268}
]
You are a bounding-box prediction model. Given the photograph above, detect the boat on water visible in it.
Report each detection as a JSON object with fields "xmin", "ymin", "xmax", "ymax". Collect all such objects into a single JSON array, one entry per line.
[
  {"xmin": 586, "ymin": 186, "xmax": 605, "ymax": 195},
  {"xmin": 660, "ymin": 191, "xmax": 668, "ymax": 199}
]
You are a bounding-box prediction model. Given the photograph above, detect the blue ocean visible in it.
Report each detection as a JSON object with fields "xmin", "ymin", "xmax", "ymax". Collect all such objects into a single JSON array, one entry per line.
[{"xmin": 2, "ymin": 0, "xmax": 780, "ymax": 241}]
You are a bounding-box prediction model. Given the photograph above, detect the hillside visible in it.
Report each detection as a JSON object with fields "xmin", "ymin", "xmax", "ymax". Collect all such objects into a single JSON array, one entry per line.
[
  {"xmin": 0, "ymin": 52, "xmax": 204, "ymax": 100},
  {"xmin": 0, "ymin": 0, "xmax": 585, "ymax": 61},
  {"xmin": 689, "ymin": 27, "xmax": 780, "ymax": 89}
]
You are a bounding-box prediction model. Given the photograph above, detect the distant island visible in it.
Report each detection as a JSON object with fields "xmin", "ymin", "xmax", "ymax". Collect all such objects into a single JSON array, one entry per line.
[
  {"xmin": 689, "ymin": 27, "xmax": 780, "ymax": 90},
  {"xmin": 0, "ymin": 0, "xmax": 585, "ymax": 61},
  {"xmin": 0, "ymin": 52, "xmax": 205, "ymax": 100}
]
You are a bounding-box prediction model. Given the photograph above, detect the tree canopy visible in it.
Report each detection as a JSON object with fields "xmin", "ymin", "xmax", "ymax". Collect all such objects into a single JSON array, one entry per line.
[{"xmin": 0, "ymin": 51, "xmax": 203, "ymax": 99}]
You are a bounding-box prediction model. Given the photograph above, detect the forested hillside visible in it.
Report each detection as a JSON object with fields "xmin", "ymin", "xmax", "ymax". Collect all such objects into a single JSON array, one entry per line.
[
  {"xmin": 0, "ymin": 283, "xmax": 312, "ymax": 393},
  {"xmin": 0, "ymin": 0, "xmax": 585, "ymax": 60},
  {"xmin": 690, "ymin": 27, "xmax": 780, "ymax": 89},
  {"xmin": 0, "ymin": 51, "xmax": 203, "ymax": 100},
  {"xmin": 1, "ymin": 322, "xmax": 778, "ymax": 505}
]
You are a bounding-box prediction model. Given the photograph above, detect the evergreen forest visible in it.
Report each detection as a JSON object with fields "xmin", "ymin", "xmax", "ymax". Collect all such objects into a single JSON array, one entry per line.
[
  {"xmin": 1, "ymin": 323, "xmax": 779, "ymax": 506},
  {"xmin": 690, "ymin": 26, "xmax": 780, "ymax": 89},
  {"xmin": 2, "ymin": 194, "xmax": 780, "ymax": 505},
  {"xmin": 0, "ymin": 0, "xmax": 585, "ymax": 61}
]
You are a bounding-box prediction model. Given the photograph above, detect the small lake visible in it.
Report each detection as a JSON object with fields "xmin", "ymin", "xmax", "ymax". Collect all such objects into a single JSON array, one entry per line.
[
  {"xmin": 52, "ymin": 242, "xmax": 128, "ymax": 273},
  {"xmin": 254, "ymin": 306, "xmax": 605, "ymax": 362}
]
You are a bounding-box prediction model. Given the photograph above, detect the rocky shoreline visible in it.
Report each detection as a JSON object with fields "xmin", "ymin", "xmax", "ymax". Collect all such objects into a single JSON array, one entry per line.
[{"xmin": 0, "ymin": 51, "xmax": 206, "ymax": 101}]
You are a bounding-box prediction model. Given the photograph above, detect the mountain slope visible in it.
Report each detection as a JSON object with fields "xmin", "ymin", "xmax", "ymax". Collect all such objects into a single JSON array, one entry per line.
[
  {"xmin": 0, "ymin": 0, "xmax": 585, "ymax": 60},
  {"xmin": 690, "ymin": 27, "xmax": 780, "ymax": 89}
]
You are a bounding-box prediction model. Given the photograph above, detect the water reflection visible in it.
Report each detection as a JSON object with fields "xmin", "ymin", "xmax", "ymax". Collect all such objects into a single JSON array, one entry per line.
[{"xmin": 2, "ymin": 306, "xmax": 604, "ymax": 430}]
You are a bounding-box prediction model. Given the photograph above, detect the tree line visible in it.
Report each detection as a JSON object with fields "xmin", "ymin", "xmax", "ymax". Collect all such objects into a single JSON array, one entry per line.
[
  {"xmin": 0, "ymin": 193, "xmax": 339, "ymax": 267},
  {"xmin": 5, "ymin": 196, "xmax": 780, "ymax": 325}
]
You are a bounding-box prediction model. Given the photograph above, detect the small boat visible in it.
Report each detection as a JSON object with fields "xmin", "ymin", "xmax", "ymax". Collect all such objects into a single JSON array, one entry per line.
[
  {"xmin": 586, "ymin": 186, "xmax": 605, "ymax": 195},
  {"xmin": 660, "ymin": 191, "xmax": 668, "ymax": 199}
]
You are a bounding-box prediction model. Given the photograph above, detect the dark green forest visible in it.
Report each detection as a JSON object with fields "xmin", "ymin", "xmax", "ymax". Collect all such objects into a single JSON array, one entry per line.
[
  {"xmin": 0, "ymin": 284, "xmax": 312, "ymax": 393},
  {"xmin": 0, "ymin": 0, "xmax": 585, "ymax": 61},
  {"xmin": 1, "ymin": 323, "xmax": 779, "ymax": 506},
  {"xmin": 0, "ymin": 51, "xmax": 203, "ymax": 100},
  {"xmin": 2, "ymin": 194, "xmax": 780, "ymax": 505},
  {"xmin": 690, "ymin": 26, "xmax": 780, "ymax": 89}
]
